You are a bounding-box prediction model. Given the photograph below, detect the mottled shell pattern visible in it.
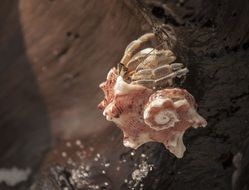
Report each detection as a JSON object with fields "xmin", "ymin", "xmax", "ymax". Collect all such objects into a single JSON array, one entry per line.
[{"xmin": 98, "ymin": 33, "xmax": 207, "ymax": 158}]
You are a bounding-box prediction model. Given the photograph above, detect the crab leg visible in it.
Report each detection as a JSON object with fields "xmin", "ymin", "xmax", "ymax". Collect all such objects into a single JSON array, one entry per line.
[
  {"xmin": 120, "ymin": 33, "xmax": 155, "ymax": 66},
  {"xmin": 153, "ymin": 63, "xmax": 185, "ymax": 78},
  {"xmin": 131, "ymin": 63, "xmax": 185, "ymax": 81},
  {"xmin": 125, "ymin": 48, "xmax": 155, "ymax": 75},
  {"xmin": 131, "ymin": 79, "xmax": 156, "ymax": 89},
  {"xmin": 131, "ymin": 69, "xmax": 153, "ymax": 81},
  {"xmin": 155, "ymin": 68, "xmax": 189, "ymax": 86},
  {"xmin": 131, "ymin": 66, "xmax": 188, "ymax": 89},
  {"xmin": 136, "ymin": 49, "xmax": 176, "ymax": 71}
]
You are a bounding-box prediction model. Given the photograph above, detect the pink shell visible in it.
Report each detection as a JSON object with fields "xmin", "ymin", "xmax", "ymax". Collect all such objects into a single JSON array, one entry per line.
[{"xmin": 98, "ymin": 68, "xmax": 207, "ymax": 158}]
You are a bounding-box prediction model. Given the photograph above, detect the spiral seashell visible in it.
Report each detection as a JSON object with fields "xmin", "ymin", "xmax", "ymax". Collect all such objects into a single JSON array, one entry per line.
[
  {"xmin": 98, "ymin": 68, "xmax": 207, "ymax": 158},
  {"xmin": 143, "ymin": 88, "xmax": 207, "ymax": 130}
]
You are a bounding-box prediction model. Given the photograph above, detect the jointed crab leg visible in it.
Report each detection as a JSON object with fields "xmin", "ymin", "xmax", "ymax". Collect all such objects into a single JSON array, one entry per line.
[
  {"xmin": 125, "ymin": 48, "xmax": 155, "ymax": 75},
  {"xmin": 131, "ymin": 67, "xmax": 188, "ymax": 89},
  {"xmin": 136, "ymin": 50, "xmax": 176, "ymax": 71},
  {"xmin": 120, "ymin": 33, "xmax": 155, "ymax": 66},
  {"xmin": 118, "ymin": 32, "xmax": 189, "ymax": 90},
  {"xmin": 131, "ymin": 63, "xmax": 186, "ymax": 80},
  {"xmin": 125, "ymin": 48, "xmax": 177, "ymax": 78},
  {"xmin": 131, "ymin": 79, "xmax": 156, "ymax": 89},
  {"xmin": 155, "ymin": 68, "xmax": 189, "ymax": 86}
]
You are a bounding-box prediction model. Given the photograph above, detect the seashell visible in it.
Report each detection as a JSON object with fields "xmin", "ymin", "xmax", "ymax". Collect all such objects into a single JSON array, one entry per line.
[{"xmin": 98, "ymin": 68, "xmax": 207, "ymax": 158}]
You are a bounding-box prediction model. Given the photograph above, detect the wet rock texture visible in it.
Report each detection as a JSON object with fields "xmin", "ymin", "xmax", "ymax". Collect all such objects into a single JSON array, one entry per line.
[{"xmin": 0, "ymin": 0, "xmax": 249, "ymax": 190}]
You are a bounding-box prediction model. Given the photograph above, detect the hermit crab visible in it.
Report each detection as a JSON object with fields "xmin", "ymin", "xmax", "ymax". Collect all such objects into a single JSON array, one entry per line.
[
  {"xmin": 98, "ymin": 33, "xmax": 207, "ymax": 158},
  {"xmin": 118, "ymin": 33, "xmax": 188, "ymax": 89}
]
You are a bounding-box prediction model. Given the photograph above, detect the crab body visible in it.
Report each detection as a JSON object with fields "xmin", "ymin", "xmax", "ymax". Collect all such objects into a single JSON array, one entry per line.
[{"xmin": 119, "ymin": 33, "xmax": 188, "ymax": 89}]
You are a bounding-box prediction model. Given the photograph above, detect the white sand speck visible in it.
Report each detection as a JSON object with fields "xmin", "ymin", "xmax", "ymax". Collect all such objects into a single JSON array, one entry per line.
[{"xmin": 0, "ymin": 167, "xmax": 31, "ymax": 186}]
